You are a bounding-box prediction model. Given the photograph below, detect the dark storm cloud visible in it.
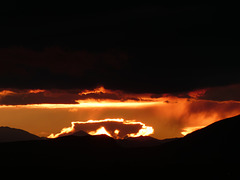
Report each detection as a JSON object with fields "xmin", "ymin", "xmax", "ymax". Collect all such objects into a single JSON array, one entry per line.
[
  {"xmin": 0, "ymin": 47, "xmax": 128, "ymax": 90},
  {"xmin": 0, "ymin": 87, "xmax": 140, "ymax": 105},
  {"xmin": 0, "ymin": 2, "xmax": 240, "ymax": 94},
  {"xmin": 56, "ymin": 120, "xmax": 144, "ymax": 139},
  {"xmin": 77, "ymin": 92, "xmax": 139, "ymax": 101},
  {"xmin": 198, "ymin": 84, "xmax": 240, "ymax": 101},
  {"xmin": 0, "ymin": 89, "xmax": 80, "ymax": 105},
  {"xmin": 1, "ymin": 46, "xmax": 240, "ymax": 96},
  {"xmin": 73, "ymin": 121, "xmax": 142, "ymax": 139}
]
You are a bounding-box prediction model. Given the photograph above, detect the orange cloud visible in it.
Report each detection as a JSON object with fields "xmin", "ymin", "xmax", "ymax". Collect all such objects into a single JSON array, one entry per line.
[
  {"xmin": 48, "ymin": 118, "xmax": 154, "ymax": 139},
  {"xmin": 0, "ymin": 89, "xmax": 79, "ymax": 105},
  {"xmin": 78, "ymin": 86, "xmax": 109, "ymax": 95},
  {"xmin": 1, "ymin": 86, "xmax": 240, "ymax": 139},
  {"xmin": 28, "ymin": 89, "xmax": 46, "ymax": 94},
  {"xmin": 188, "ymin": 89, "xmax": 207, "ymax": 98},
  {"xmin": 0, "ymin": 90, "xmax": 15, "ymax": 97}
]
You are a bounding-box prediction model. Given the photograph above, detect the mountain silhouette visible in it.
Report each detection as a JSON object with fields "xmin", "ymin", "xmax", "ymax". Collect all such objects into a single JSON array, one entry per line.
[
  {"xmin": 0, "ymin": 114, "xmax": 240, "ymax": 175},
  {"xmin": 117, "ymin": 136, "xmax": 178, "ymax": 147},
  {"xmin": 0, "ymin": 126, "xmax": 41, "ymax": 142},
  {"xmin": 153, "ymin": 114, "xmax": 240, "ymax": 164},
  {"xmin": 71, "ymin": 130, "xmax": 90, "ymax": 137},
  {"xmin": 53, "ymin": 134, "xmax": 117, "ymax": 148}
]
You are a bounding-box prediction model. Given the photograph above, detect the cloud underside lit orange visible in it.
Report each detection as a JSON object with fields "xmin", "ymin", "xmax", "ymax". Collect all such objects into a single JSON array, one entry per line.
[
  {"xmin": 1, "ymin": 97, "xmax": 240, "ymax": 138},
  {"xmin": 0, "ymin": 100, "xmax": 160, "ymax": 108},
  {"xmin": 1, "ymin": 86, "xmax": 240, "ymax": 139},
  {"xmin": 48, "ymin": 118, "xmax": 154, "ymax": 139}
]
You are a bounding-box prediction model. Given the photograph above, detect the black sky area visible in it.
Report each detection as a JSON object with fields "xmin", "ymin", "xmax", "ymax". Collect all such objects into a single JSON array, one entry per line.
[{"xmin": 1, "ymin": 1, "xmax": 240, "ymax": 94}]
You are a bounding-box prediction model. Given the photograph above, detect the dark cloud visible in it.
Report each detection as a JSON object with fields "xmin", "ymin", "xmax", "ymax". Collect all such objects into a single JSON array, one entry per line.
[
  {"xmin": 198, "ymin": 84, "xmax": 240, "ymax": 101},
  {"xmin": 1, "ymin": 46, "xmax": 240, "ymax": 95},
  {"xmin": 0, "ymin": 89, "xmax": 80, "ymax": 105},
  {"xmin": 0, "ymin": 2, "xmax": 240, "ymax": 94},
  {"xmin": 56, "ymin": 120, "xmax": 145, "ymax": 139},
  {"xmin": 77, "ymin": 92, "xmax": 139, "ymax": 102},
  {"xmin": 0, "ymin": 87, "xmax": 141, "ymax": 105},
  {"xmin": 74, "ymin": 121, "xmax": 142, "ymax": 139},
  {"xmin": 0, "ymin": 47, "xmax": 128, "ymax": 90}
]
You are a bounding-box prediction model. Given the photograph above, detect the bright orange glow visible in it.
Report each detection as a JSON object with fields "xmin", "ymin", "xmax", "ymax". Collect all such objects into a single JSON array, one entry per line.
[
  {"xmin": 48, "ymin": 126, "xmax": 73, "ymax": 138},
  {"xmin": 128, "ymin": 125, "xmax": 154, "ymax": 137},
  {"xmin": 78, "ymin": 86, "xmax": 108, "ymax": 95},
  {"xmin": 0, "ymin": 99, "xmax": 162, "ymax": 109},
  {"xmin": 89, "ymin": 127, "xmax": 112, "ymax": 137},
  {"xmin": 28, "ymin": 89, "xmax": 45, "ymax": 94},
  {"xmin": 75, "ymin": 99, "xmax": 160, "ymax": 107},
  {"xmin": 1, "ymin": 86, "xmax": 240, "ymax": 139},
  {"xmin": 78, "ymin": 86, "xmax": 160, "ymax": 102},
  {"xmin": 48, "ymin": 118, "xmax": 154, "ymax": 139},
  {"xmin": 181, "ymin": 126, "xmax": 205, "ymax": 136},
  {"xmin": 0, "ymin": 90, "xmax": 15, "ymax": 96},
  {"xmin": 114, "ymin": 129, "xmax": 120, "ymax": 135}
]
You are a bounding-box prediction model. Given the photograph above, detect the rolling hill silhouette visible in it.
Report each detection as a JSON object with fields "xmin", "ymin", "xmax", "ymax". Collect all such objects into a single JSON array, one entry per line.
[
  {"xmin": 71, "ymin": 130, "xmax": 90, "ymax": 137},
  {"xmin": 0, "ymin": 114, "xmax": 240, "ymax": 172},
  {"xmin": 0, "ymin": 126, "xmax": 41, "ymax": 142},
  {"xmin": 117, "ymin": 136, "xmax": 177, "ymax": 147},
  {"xmin": 156, "ymin": 114, "xmax": 240, "ymax": 164},
  {"xmin": 140, "ymin": 115, "xmax": 240, "ymax": 176}
]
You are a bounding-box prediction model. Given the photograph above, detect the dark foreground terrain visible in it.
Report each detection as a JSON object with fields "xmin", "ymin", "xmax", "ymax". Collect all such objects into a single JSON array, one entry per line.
[{"xmin": 1, "ymin": 115, "xmax": 240, "ymax": 176}]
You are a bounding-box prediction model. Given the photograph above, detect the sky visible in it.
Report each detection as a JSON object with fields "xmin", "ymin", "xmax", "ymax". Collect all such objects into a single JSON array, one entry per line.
[{"xmin": 1, "ymin": 2, "xmax": 240, "ymax": 139}]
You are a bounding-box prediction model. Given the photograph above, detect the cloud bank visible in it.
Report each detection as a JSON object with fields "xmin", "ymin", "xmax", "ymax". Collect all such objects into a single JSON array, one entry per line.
[{"xmin": 48, "ymin": 118, "xmax": 154, "ymax": 139}]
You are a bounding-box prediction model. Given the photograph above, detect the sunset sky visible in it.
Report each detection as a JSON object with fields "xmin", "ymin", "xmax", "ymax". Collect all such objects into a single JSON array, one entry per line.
[
  {"xmin": 1, "ymin": 2, "xmax": 240, "ymax": 139},
  {"xmin": 1, "ymin": 85, "xmax": 240, "ymax": 139}
]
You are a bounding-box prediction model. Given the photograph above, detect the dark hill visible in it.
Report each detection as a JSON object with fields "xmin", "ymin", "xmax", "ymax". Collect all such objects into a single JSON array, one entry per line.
[
  {"xmin": 52, "ymin": 134, "xmax": 117, "ymax": 148},
  {"xmin": 185, "ymin": 114, "xmax": 240, "ymax": 141},
  {"xmin": 1, "ymin": 114, "xmax": 240, "ymax": 173},
  {"xmin": 154, "ymin": 114, "xmax": 240, "ymax": 164},
  {"xmin": 71, "ymin": 130, "xmax": 90, "ymax": 137},
  {"xmin": 117, "ymin": 136, "xmax": 177, "ymax": 147},
  {"xmin": 0, "ymin": 126, "xmax": 41, "ymax": 142}
]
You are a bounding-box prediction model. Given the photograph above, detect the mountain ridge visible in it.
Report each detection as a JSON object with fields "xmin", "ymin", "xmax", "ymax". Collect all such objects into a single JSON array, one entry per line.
[
  {"xmin": 0, "ymin": 114, "xmax": 240, "ymax": 168},
  {"xmin": 152, "ymin": 114, "xmax": 240, "ymax": 164},
  {"xmin": 0, "ymin": 126, "xmax": 41, "ymax": 142}
]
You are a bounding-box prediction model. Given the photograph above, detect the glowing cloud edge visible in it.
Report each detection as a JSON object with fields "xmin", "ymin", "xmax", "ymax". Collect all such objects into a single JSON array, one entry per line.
[{"xmin": 48, "ymin": 118, "xmax": 154, "ymax": 139}]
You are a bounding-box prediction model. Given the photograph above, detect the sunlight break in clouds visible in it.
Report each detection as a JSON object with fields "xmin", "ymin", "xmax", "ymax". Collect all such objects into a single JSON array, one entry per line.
[
  {"xmin": 48, "ymin": 118, "xmax": 154, "ymax": 139},
  {"xmin": 1, "ymin": 86, "xmax": 240, "ymax": 139},
  {"xmin": 181, "ymin": 126, "xmax": 205, "ymax": 136}
]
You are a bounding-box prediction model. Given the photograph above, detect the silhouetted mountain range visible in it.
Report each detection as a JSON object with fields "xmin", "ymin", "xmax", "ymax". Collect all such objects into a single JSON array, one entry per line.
[
  {"xmin": 0, "ymin": 126, "xmax": 41, "ymax": 142},
  {"xmin": 0, "ymin": 114, "xmax": 240, "ymax": 175},
  {"xmin": 117, "ymin": 136, "xmax": 178, "ymax": 148},
  {"xmin": 71, "ymin": 130, "xmax": 90, "ymax": 137},
  {"xmin": 158, "ymin": 114, "xmax": 240, "ymax": 164},
  {"xmin": 149, "ymin": 115, "xmax": 240, "ymax": 176}
]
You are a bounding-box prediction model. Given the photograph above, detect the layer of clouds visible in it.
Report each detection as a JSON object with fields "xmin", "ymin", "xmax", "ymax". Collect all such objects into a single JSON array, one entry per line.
[
  {"xmin": 0, "ymin": 89, "xmax": 80, "ymax": 105},
  {"xmin": 198, "ymin": 84, "xmax": 240, "ymax": 101},
  {"xmin": 2, "ymin": 82, "xmax": 240, "ymax": 105},
  {"xmin": 0, "ymin": 47, "xmax": 128, "ymax": 90},
  {"xmin": 57, "ymin": 120, "xmax": 144, "ymax": 139},
  {"xmin": 163, "ymin": 84, "xmax": 240, "ymax": 102},
  {"xmin": 1, "ymin": 3, "xmax": 240, "ymax": 95},
  {"xmin": 0, "ymin": 86, "xmax": 149, "ymax": 105}
]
